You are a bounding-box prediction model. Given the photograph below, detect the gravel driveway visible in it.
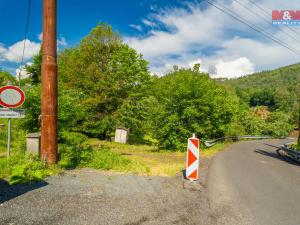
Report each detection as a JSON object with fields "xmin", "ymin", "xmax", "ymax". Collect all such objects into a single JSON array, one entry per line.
[{"xmin": 0, "ymin": 159, "xmax": 215, "ymax": 225}]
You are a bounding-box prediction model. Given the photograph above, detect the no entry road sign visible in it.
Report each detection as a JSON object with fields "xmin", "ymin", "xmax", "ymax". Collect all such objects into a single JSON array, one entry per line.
[{"xmin": 0, "ymin": 85, "xmax": 25, "ymax": 108}]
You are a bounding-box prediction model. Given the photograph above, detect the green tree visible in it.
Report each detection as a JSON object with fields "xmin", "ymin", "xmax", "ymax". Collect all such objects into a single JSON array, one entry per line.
[
  {"xmin": 25, "ymin": 50, "xmax": 42, "ymax": 84},
  {"xmin": 0, "ymin": 71, "xmax": 16, "ymax": 86},
  {"xmin": 249, "ymin": 89, "xmax": 275, "ymax": 108},
  {"xmin": 274, "ymin": 87, "xmax": 291, "ymax": 111},
  {"xmin": 152, "ymin": 69, "xmax": 239, "ymax": 150},
  {"xmin": 58, "ymin": 23, "xmax": 151, "ymax": 139},
  {"xmin": 115, "ymin": 96, "xmax": 163, "ymax": 144}
]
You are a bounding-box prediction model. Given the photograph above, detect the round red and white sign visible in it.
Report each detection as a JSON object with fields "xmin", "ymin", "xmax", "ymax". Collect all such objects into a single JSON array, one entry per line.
[{"xmin": 0, "ymin": 86, "xmax": 25, "ymax": 108}]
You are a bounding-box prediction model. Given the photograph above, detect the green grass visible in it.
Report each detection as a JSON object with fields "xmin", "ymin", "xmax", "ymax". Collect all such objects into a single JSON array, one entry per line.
[
  {"xmin": 0, "ymin": 119, "xmax": 62, "ymax": 184},
  {"xmin": 86, "ymin": 139, "xmax": 229, "ymax": 177},
  {"xmin": 84, "ymin": 145, "xmax": 150, "ymax": 175},
  {"xmin": 0, "ymin": 157, "xmax": 11, "ymax": 179},
  {"xmin": 0, "ymin": 126, "xmax": 230, "ymax": 182},
  {"xmin": 290, "ymin": 142, "xmax": 300, "ymax": 151},
  {"xmin": 0, "ymin": 119, "xmax": 27, "ymax": 180},
  {"xmin": 0, "ymin": 119, "xmax": 26, "ymax": 155}
]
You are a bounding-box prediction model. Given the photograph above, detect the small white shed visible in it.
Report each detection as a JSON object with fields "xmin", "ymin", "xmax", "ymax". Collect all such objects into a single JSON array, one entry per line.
[{"xmin": 114, "ymin": 127, "xmax": 129, "ymax": 144}]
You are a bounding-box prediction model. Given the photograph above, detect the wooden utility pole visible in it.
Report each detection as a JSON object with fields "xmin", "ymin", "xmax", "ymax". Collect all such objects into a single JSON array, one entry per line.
[{"xmin": 41, "ymin": 0, "xmax": 57, "ymax": 164}]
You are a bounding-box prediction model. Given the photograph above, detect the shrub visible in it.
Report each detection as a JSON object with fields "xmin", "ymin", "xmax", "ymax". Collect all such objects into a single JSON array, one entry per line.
[
  {"xmin": 263, "ymin": 111, "xmax": 293, "ymax": 137},
  {"xmin": 9, "ymin": 154, "xmax": 52, "ymax": 185},
  {"xmin": 58, "ymin": 131, "xmax": 92, "ymax": 169}
]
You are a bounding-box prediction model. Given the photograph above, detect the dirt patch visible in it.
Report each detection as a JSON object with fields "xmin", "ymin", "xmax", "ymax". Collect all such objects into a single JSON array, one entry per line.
[{"xmin": 289, "ymin": 130, "xmax": 299, "ymax": 138}]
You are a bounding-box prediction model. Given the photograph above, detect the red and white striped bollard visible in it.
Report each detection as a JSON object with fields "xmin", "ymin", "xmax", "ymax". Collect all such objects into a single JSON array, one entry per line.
[{"xmin": 186, "ymin": 134, "xmax": 199, "ymax": 181}]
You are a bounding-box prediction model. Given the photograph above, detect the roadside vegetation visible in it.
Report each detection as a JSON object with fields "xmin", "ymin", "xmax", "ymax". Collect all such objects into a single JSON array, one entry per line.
[
  {"xmin": 221, "ymin": 64, "xmax": 300, "ymax": 138},
  {"xmin": 0, "ymin": 124, "xmax": 228, "ymax": 182},
  {"xmin": 0, "ymin": 22, "xmax": 299, "ymax": 184}
]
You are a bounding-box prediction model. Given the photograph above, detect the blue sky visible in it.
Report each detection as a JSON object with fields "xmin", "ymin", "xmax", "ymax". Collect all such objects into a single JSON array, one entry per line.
[{"xmin": 1, "ymin": 0, "xmax": 300, "ymax": 78}]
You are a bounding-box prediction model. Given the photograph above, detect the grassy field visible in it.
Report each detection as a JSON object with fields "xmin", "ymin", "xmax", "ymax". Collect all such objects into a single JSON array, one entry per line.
[
  {"xmin": 0, "ymin": 122, "xmax": 229, "ymax": 180},
  {"xmin": 0, "ymin": 118, "xmax": 27, "ymax": 179},
  {"xmin": 0, "ymin": 157, "xmax": 10, "ymax": 178},
  {"xmin": 0, "ymin": 119, "xmax": 26, "ymax": 154},
  {"xmin": 87, "ymin": 139, "xmax": 229, "ymax": 177}
]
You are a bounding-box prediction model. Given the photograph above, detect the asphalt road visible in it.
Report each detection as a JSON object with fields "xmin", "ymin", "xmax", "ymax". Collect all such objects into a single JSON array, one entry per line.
[{"xmin": 207, "ymin": 139, "xmax": 300, "ymax": 225}]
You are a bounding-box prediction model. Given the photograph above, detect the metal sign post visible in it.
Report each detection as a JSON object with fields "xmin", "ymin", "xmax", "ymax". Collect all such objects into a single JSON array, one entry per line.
[{"xmin": 7, "ymin": 118, "xmax": 11, "ymax": 159}]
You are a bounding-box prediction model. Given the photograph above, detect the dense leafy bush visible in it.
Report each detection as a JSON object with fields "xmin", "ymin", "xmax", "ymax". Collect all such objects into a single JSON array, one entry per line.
[
  {"xmin": 58, "ymin": 132, "xmax": 92, "ymax": 168},
  {"xmin": 9, "ymin": 154, "xmax": 52, "ymax": 185},
  {"xmin": 263, "ymin": 111, "xmax": 293, "ymax": 137},
  {"xmin": 58, "ymin": 131, "xmax": 131, "ymax": 170},
  {"xmin": 152, "ymin": 69, "xmax": 239, "ymax": 150}
]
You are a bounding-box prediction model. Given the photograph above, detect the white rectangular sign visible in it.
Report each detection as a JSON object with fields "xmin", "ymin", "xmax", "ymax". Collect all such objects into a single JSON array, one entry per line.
[{"xmin": 0, "ymin": 108, "xmax": 25, "ymax": 118}]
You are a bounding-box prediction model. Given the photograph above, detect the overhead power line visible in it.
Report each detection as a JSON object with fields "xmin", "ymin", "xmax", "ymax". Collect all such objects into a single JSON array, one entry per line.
[
  {"xmin": 204, "ymin": 0, "xmax": 300, "ymax": 56},
  {"xmin": 247, "ymin": 0, "xmax": 300, "ymax": 38},
  {"xmin": 207, "ymin": 0, "xmax": 299, "ymax": 55},
  {"xmin": 232, "ymin": 0, "xmax": 300, "ymax": 45},
  {"xmin": 18, "ymin": 0, "xmax": 32, "ymax": 84}
]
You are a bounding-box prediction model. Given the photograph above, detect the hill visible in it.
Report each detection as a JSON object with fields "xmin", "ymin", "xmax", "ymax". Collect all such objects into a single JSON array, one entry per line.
[
  {"xmin": 223, "ymin": 63, "xmax": 300, "ymax": 90},
  {"xmin": 219, "ymin": 63, "xmax": 300, "ymax": 119}
]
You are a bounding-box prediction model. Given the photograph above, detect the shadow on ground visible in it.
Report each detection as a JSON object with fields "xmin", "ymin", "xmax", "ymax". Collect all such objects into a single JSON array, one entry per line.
[
  {"xmin": 254, "ymin": 149, "xmax": 300, "ymax": 166},
  {"xmin": 0, "ymin": 179, "xmax": 48, "ymax": 204}
]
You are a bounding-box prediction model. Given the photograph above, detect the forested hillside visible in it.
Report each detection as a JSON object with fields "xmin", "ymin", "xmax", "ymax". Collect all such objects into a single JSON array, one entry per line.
[
  {"xmin": 221, "ymin": 63, "xmax": 300, "ymax": 115},
  {"xmin": 219, "ymin": 63, "xmax": 299, "ymax": 139}
]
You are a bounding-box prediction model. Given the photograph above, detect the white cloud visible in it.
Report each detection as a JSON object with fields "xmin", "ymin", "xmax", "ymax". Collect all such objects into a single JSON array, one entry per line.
[
  {"xmin": 57, "ymin": 36, "xmax": 68, "ymax": 46},
  {"xmin": 125, "ymin": 0, "xmax": 300, "ymax": 77},
  {"xmin": 0, "ymin": 45, "xmax": 5, "ymax": 54},
  {"xmin": 129, "ymin": 24, "xmax": 143, "ymax": 32},
  {"xmin": 39, "ymin": 32, "xmax": 68, "ymax": 47},
  {"xmin": 2, "ymin": 39, "xmax": 40, "ymax": 63},
  {"xmin": 126, "ymin": 6, "xmax": 223, "ymax": 59},
  {"xmin": 212, "ymin": 57, "xmax": 255, "ymax": 78},
  {"xmin": 142, "ymin": 19, "xmax": 155, "ymax": 27},
  {"xmin": 0, "ymin": 34, "xmax": 68, "ymax": 65},
  {"xmin": 37, "ymin": 32, "xmax": 43, "ymax": 41},
  {"xmin": 15, "ymin": 62, "xmax": 32, "ymax": 80}
]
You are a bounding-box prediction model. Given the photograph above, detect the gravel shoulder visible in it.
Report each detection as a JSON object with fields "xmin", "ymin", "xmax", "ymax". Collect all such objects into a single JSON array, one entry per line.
[{"xmin": 0, "ymin": 156, "xmax": 217, "ymax": 225}]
